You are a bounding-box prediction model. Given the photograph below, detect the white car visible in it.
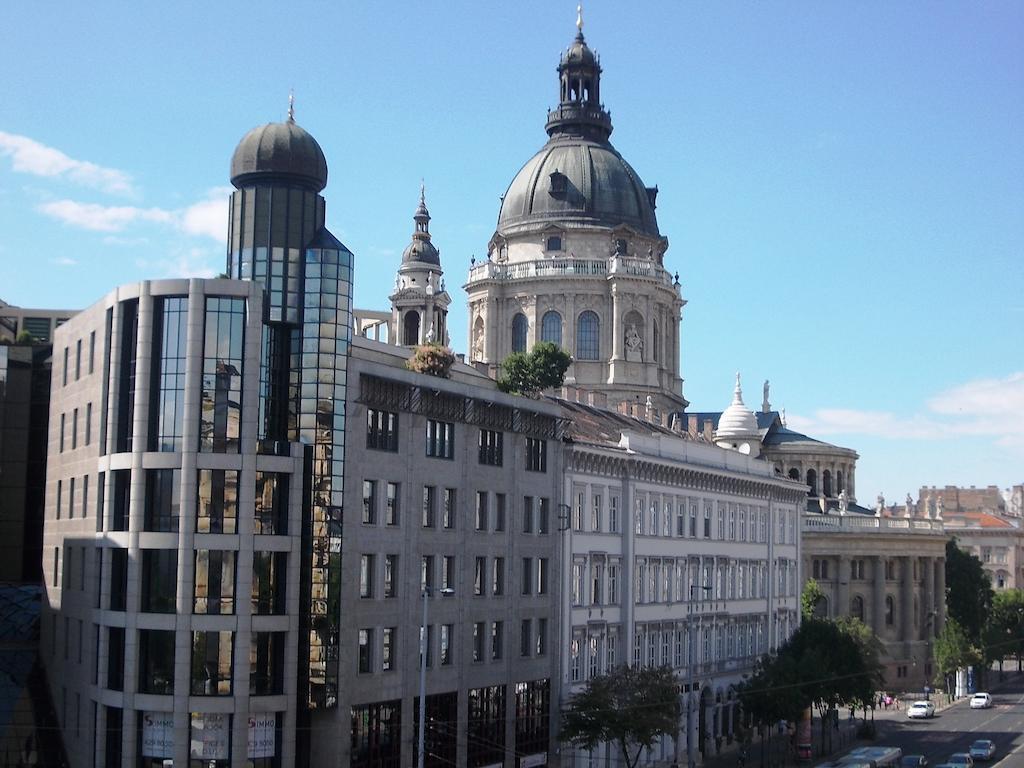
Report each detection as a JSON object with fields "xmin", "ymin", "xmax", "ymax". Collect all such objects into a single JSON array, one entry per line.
[
  {"xmin": 969, "ymin": 692, "xmax": 992, "ymax": 709},
  {"xmin": 907, "ymin": 700, "xmax": 936, "ymax": 719}
]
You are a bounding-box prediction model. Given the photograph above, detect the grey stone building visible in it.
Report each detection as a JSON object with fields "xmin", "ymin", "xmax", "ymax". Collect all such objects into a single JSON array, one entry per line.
[{"xmin": 308, "ymin": 338, "xmax": 562, "ymax": 767}]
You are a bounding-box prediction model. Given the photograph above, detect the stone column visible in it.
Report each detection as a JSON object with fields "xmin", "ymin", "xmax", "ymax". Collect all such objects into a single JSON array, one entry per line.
[
  {"xmin": 900, "ymin": 557, "xmax": 914, "ymax": 642},
  {"xmin": 935, "ymin": 558, "xmax": 946, "ymax": 635},
  {"xmin": 485, "ymin": 295, "xmax": 498, "ymax": 363},
  {"xmin": 872, "ymin": 557, "xmax": 886, "ymax": 635},
  {"xmin": 610, "ymin": 287, "xmax": 623, "ymax": 360},
  {"xmin": 837, "ymin": 556, "xmax": 850, "ymax": 617},
  {"xmin": 923, "ymin": 557, "xmax": 935, "ymax": 640}
]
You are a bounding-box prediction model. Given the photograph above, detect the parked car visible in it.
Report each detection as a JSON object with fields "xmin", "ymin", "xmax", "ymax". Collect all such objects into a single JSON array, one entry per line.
[
  {"xmin": 969, "ymin": 692, "xmax": 993, "ymax": 709},
  {"xmin": 947, "ymin": 754, "xmax": 974, "ymax": 767},
  {"xmin": 900, "ymin": 756, "xmax": 929, "ymax": 767},
  {"xmin": 968, "ymin": 740, "xmax": 996, "ymax": 761},
  {"xmin": 908, "ymin": 700, "xmax": 936, "ymax": 719}
]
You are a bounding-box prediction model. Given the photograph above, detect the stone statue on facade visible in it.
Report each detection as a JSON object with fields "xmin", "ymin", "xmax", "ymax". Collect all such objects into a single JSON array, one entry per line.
[
  {"xmin": 625, "ymin": 323, "xmax": 643, "ymax": 362},
  {"xmin": 905, "ymin": 493, "xmax": 915, "ymax": 517},
  {"xmin": 838, "ymin": 488, "xmax": 848, "ymax": 515},
  {"xmin": 875, "ymin": 492, "xmax": 885, "ymax": 516},
  {"xmin": 762, "ymin": 380, "xmax": 771, "ymax": 413},
  {"xmin": 935, "ymin": 495, "xmax": 944, "ymax": 519},
  {"xmin": 425, "ymin": 321, "xmax": 436, "ymax": 344},
  {"xmin": 471, "ymin": 325, "xmax": 484, "ymax": 361}
]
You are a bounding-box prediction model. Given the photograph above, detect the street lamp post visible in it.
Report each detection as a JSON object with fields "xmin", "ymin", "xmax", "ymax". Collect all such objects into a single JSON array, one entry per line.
[{"xmin": 418, "ymin": 586, "xmax": 454, "ymax": 768}]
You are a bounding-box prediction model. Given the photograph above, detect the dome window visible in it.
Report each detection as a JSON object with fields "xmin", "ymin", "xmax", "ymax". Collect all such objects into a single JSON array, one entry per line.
[
  {"xmin": 546, "ymin": 235, "xmax": 562, "ymax": 252},
  {"xmin": 548, "ymin": 171, "xmax": 567, "ymax": 198}
]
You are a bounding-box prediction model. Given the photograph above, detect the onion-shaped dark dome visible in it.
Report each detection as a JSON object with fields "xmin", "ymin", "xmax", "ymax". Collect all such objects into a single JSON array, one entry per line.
[
  {"xmin": 230, "ymin": 119, "xmax": 328, "ymax": 192},
  {"xmin": 497, "ymin": 136, "xmax": 660, "ymax": 238},
  {"xmin": 563, "ymin": 34, "xmax": 597, "ymax": 67},
  {"xmin": 401, "ymin": 187, "xmax": 441, "ymax": 266}
]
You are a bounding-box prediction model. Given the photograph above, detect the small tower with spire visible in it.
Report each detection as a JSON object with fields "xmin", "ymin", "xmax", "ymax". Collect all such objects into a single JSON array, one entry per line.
[
  {"xmin": 389, "ymin": 185, "xmax": 450, "ymax": 346},
  {"xmin": 546, "ymin": 3, "xmax": 612, "ymax": 141},
  {"xmin": 714, "ymin": 373, "xmax": 763, "ymax": 457}
]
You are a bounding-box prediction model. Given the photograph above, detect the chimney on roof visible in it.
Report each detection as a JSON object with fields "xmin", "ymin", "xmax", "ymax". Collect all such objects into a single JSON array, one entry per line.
[
  {"xmin": 703, "ymin": 421, "xmax": 713, "ymax": 441},
  {"xmin": 589, "ymin": 391, "xmax": 606, "ymax": 409},
  {"xmin": 688, "ymin": 415, "xmax": 698, "ymax": 437}
]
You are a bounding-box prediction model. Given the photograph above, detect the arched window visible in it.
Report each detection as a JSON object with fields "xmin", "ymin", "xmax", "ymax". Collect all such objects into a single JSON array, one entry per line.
[
  {"xmin": 812, "ymin": 596, "xmax": 828, "ymax": 619},
  {"xmin": 541, "ymin": 311, "xmax": 562, "ymax": 347},
  {"xmin": 788, "ymin": 468, "xmax": 800, "ymax": 481},
  {"xmin": 806, "ymin": 469, "xmax": 817, "ymax": 496},
  {"xmin": 885, "ymin": 596, "xmax": 895, "ymax": 626},
  {"xmin": 836, "ymin": 470, "xmax": 844, "ymax": 494},
  {"xmin": 652, "ymin": 320, "xmax": 660, "ymax": 362},
  {"xmin": 576, "ymin": 311, "xmax": 600, "ymax": 360},
  {"xmin": 403, "ymin": 311, "xmax": 420, "ymax": 346},
  {"xmin": 511, "ymin": 313, "xmax": 528, "ymax": 353},
  {"xmin": 851, "ymin": 595, "xmax": 864, "ymax": 621},
  {"xmin": 823, "ymin": 470, "xmax": 833, "ymax": 498}
]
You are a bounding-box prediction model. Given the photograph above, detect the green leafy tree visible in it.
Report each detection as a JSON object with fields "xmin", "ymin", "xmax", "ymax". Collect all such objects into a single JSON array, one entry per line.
[
  {"xmin": 983, "ymin": 589, "xmax": 1024, "ymax": 674},
  {"xmin": 15, "ymin": 330, "xmax": 34, "ymax": 344},
  {"xmin": 932, "ymin": 618, "xmax": 982, "ymax": 693},
  {"xmin": 561, "ymin": 664, "xmax": 679, "ymax": 768},
  {"xmin": 945, "ymin": 538, "xmax": 993, "ymax": 644},
  {"xmin": 801, "ymin": 578, "xmax": 826, "ymax": 620},
  {"xmin": 497, "ymin": 341, "xmax": 572, "ymax": 396}
]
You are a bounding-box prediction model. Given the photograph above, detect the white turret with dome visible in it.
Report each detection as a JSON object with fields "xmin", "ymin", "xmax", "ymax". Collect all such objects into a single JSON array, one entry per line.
[{"xmin": 715, "ymin": 373, "xmax": 762, "ymax": 457}]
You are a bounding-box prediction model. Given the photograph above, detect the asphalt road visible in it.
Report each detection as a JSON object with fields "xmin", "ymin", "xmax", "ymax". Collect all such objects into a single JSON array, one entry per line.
[{"xmin": 872, "ymin": 675, "xmax": 1024, "ymax": 766}]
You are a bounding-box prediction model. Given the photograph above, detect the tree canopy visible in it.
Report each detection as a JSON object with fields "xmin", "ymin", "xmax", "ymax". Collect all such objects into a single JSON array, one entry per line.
[
  {"xmin": 561, "ymin": 664, "xmax": 680, "ymax": 768},
  {"xmin": 983, "ymin": 589, "xmax": 1024, "ymax": 669},
  {"xmin": 497, "ymin": 341, "xmax": 572, "ymax": 396},
  {"xmin": 933, "ymin": 618, "xmax": 982, "ymax": 688},
  {"xmin": 945, "ymin": 538, "xmax": 993, "ymax": 644},
  {"xmin": 801, "ymin": 578, "xmax": 826, "ymax": 621}
]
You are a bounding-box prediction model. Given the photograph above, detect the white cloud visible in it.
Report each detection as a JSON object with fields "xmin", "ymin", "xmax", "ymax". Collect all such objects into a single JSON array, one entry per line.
[
  {"xmin": 137, "ymin": 246, "xmax": 221, "ymax": 280},
  {"xmin": 51, "ymin": 256, "xmax": 77, "ymax": 266},
  {"xmin": 37, "ymin": 188, "xmax": 229, "ymax": 243},
  {"xmin": 38, "ymin": 199, "xmax": 175, "ymax": 232},
  {"xmin": 0, "ymin": 131, "xmax": 135, "ymax": 195},
  {"xmin": 180, "ymin": 188, "xmax": 231, "ymax": 242},
  {"xmin": 788, "ymin": 372, "xmax": 1024, "ymax": 453}
]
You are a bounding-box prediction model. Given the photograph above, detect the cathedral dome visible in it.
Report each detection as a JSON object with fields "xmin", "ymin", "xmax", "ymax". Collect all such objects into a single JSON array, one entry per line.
[
  {"xmin": 716, "ymin": 374, "xmax": 760, "ymax": 439},
  {"xmin": 497, "ymin": 137, "xmax": 660, "ymax": 238},
  {"xmin": 230, "ymin": 117, "xmax": 328, "ymax": 192}
]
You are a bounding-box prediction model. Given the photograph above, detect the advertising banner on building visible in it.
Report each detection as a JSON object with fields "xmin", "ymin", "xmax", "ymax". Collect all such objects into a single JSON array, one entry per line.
[
  {"xmin": 141, "ymin": 711, "xmax": 175, "ymax": 758},
  {"xmin": 190, "ymin": 713, "xmax": 230, "ymax": 760},
  {"xmin": 248, "ymin": 713, "xmax": 277, "ymax": 759}
]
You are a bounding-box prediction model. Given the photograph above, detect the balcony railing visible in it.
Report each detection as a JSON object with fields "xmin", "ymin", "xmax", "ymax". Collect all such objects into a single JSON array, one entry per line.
[
  {"xmin": 466, "ymin": 255, "xmax": 677, "ymax": 289},
  {"xmin": 802, "ymin": 512, "xmax": 944, "ymax": 534}
]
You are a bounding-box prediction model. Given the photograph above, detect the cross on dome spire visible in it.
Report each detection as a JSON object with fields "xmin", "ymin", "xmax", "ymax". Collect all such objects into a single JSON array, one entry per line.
[
  {"xmin": 576, "ymin": 3, "xmax": 584, "ymax": 36},
  {"xmin": 288, "ymin": 90, "xmax": 295, "ymax": 123}
]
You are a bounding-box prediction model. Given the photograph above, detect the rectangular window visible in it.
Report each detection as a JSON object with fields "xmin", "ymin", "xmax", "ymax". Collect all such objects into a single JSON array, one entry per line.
[
  {"xmin": 199, "ymin": 296, "xmax": 245, "ymax": 453},
  {"xmin": 592, "ymin": 493, "xmax": 602, "ymax": 532},
  {"xmin": 362, "ymin": 480, "xmax": 377, "ymax": 524},
  {"xmin": 144, "ymin": 468, "xmax": 180, "ymax": 532},
  {"xmin": 491, "ymin": 621, "xmax": 503, "ymax": 660},
  {"xmin": 473, "ymin": 622, "xmax": 485, "ymax": 662},
  {"xmin": 492, "ymin": 557, "xmax": 505, "ymax": 596},
  {"xmin": 538, "ymin": 497, "xmax": 550, "ymax": 534},
  {"xmin": 573, "ymin": 491, "xmax": 584, "ymax": 530},
  {"xmin": 107, "ymin": 627, "xmax": 124, "ymax": 690},
  {"xmin": 250, "ymin": 632, "xmax": 285, "ymax": 694},
  {"xmin": 476, "ymin": 491, "xmax": 488, "ymax": 531},
  {"xmin": 140, "ymin": 549, "xmax": 177, "ymax": 613},
  {"xmin": 426, "ymin": 419, "xmax": 454, "ymax": 459},
  {"xmin": 479, "ymin": 428, "xmax": 503, "ymax": 466},
  {"xmin": 254, "ymin": 471, "xmax": 288, "ymax": 534},
  {"xmin": 592, "ymin": 562, "xmax": 604, "ymax": 605},
  {"xmin": 150, "ymin": 296, "xmax": 188, "ymax": 451},
  {"xmin": 384, "ymin": 554, "xmax": 398, "ymax": 598},
  {"xmin": 366, "ymin": 408, "xmax": 399, "ymax": 451},
  {"xmin": 609, "ymin": 494, "xmax": 619, "ymax": 533},
  {"xmin": 72, "ymin": 407, "xmax": 78, "ymax": 449},
  {"xmin": 521, "ymin": 557, "xmax": 533, "ymax": 595},
  {"xmin": 190, "ymin": 630, "xmax": 233, "ymax": 695},
  {"xmin": 422, "ymin": 486, "xmax": 436, "ymax": 527},
  {"xmin": 523, "ymin": 496, "xmax": 534, "ymax": 533},
  {"xmin": 520, "ymin": 620, "xmax": 531, "ymax": 657},
  {"xmin": 109, "ymin": 548, "xmax": 127, "ymax": 611},
  {"xmin": 474, "ymin": 556, "xmax": 485, "ymax": 596},
  {"xmin": 443, "ymin": 488, "xmax": 456, "ymax": 529},
  {"xmin": 252, "ymin": 551, "xmax": 286, "ymax": 614},
  {"xmin": 571, "ymin": 638, "xmax": 581, "ymax": 681},
  {"xmin": 59, "ymin": 413, "xmax": 65, "ymax": 453},
  {"xmin": 443, "ymin": 555, "xmax": 456, "ymax": 591},
  {"xmin": 56, "ymin": 480, "xmax": 62, "ymax": 521},
  {"xmin": 421, "ymin": 555, "xmax": 434, "ymax": 592},
  {"xmin": 138, "ymin": 629, "xmax": 176, "ymax": 694},
  {"xmin": 88, "ymin": 331, "xmax": 95, "ymax": 374},
  {"xmin": 85, "ymin": 402, "xmax": 92, "ymax": 445},
  {"xmin": 360, "ymin": 554, "xmax": 375, "ymax": 598},
  {"xmin": 69, "ymin": 477, "xmax": 75, "ymax": 518},
  {"xmin": 608, "ymin": 564, "xmax": 619, "ymax": 604},
  {"xmin": 63, "ymin": 347, "xmax": 68, "ymax": 386},
  {"xmin": 704, "ymin": 503, "xmax": 712, "ymax": 538},
  {"xmin": 526, "ymin": 437, "xmax": 547, "ymax": 472},
  {"xmin": 75, "ymin": 338, "xmax": 81, "ymax": 380},
  {"xmin": 538, "ymin": 558, "xmax": 549, "ymax": 595},
  {"xmin": 382, "ymin": 627, "xmax": 396, "ymax": 671},
  {"xmin": 572, "ymin": 563, "xmax": 583, "ymax": 606},
  {"xmin": 386, "ymin": 482, "xmax": 400, "ymax": 525},
  {"xmin": 536, "ymin": 618, "xmax": 547, "ymax": 656},
  {"xmin": 193, "ymin": 550, "xmax": 236, "ymax": 614},
  {"xmin": 358, "ymin": 629, "xmax": 373, "ymax": 673},
  {"xmin": 494, "ymin": 493, "xmax": 506, "ymax": 531},
  {"xmin": 440, "ymin": 624, "xmax": 453, "ymax": 665},
  {"xmin": 196, "ymin": 469, "xmax": 239, "ymax": 533}
]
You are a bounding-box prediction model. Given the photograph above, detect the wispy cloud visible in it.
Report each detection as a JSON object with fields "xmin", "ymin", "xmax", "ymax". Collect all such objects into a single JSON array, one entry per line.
[
  {"xmin": 37, "ymin": 187, "xmax": 229, "ymax": 243},
  {"xmin": 136, "ymin": 246, "xmax": 221, "ymax": 280},
  {"xmin": 38, "ymin": 200, "xmax": 175, "ymax": 232},
  {"xmin": 788, "ymin": 372, "xmax": 1024, "ymax": 453},
  {"xmin": 51, "ymin": 256, "xmax": 77, "ymax": 267},
  {"xmin": 0, "ymin": 131, "xmax": 135, "ymax": 196}
]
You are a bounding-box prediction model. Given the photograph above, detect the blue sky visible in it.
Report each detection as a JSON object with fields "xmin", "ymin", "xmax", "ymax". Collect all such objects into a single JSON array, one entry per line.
[{"xmin": 1, "ymin": 1, "xmax": 1022, "ymax": 504}]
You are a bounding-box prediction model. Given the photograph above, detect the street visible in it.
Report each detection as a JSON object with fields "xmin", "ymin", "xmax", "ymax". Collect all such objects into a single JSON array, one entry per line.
[{"xmin": 871, "ymin": 675, "xmax": 1024, "ymax": 766}]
